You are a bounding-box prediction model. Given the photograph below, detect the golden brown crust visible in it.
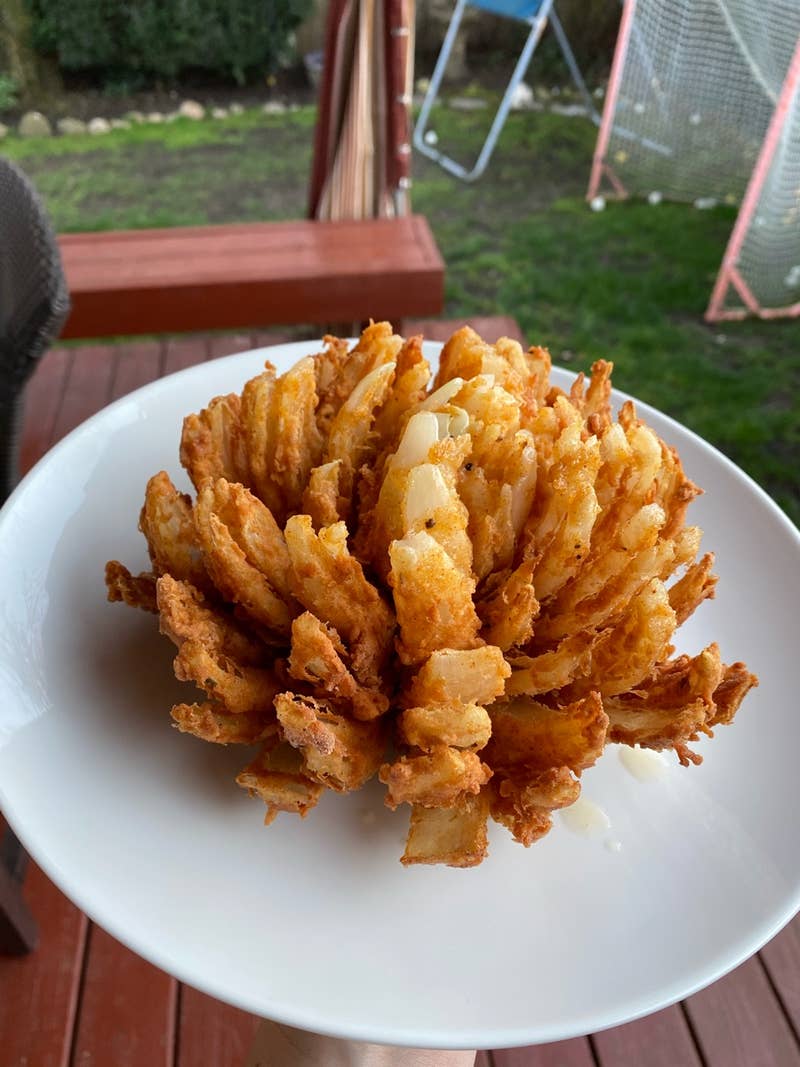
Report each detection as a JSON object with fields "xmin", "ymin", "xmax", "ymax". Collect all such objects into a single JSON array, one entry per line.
[
  {"xmin": 487, "ymin": 691, "xmax": 608, "ymax": 776},
  {"xmin": 180, "ymin": 393, "xmax": 247, "ymax": 492},
  {"xmin": 236, "ymin": 740, "xmax": 324, "ymax": 823},
  {"xmin": 105, "ymin": 560, "xmax": 158, "ymax": 612},
  {"xmin": 106, "ymin": 321, "xmax": 757, "ymax": 866},
  {"xmin": 171, "ymin": 702, "xmax": 277, "ymax": 745},
  {"xmin": 275, "ymin": 692, "xmax": 387, "ymax": 792},
  {"xmin": 489, "ymin": 767, "xmax": 580, "ymax": 847},
  {"xmin": 379, "ymin": 746, "xmax": 492, "ymax": 810},
  {"xmin": 401, "ymin": 792, "xmax": 489, "ymax": 867},
  {"xmin": 139, "ymin": 470, "xmax": 212, "ymax": 592}
]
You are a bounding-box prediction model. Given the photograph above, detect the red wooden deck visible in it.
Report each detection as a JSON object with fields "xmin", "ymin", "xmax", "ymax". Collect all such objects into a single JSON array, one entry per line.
[{"xmin": 2, "ymin": 320, "xmax": 800, "ymax": 1067}]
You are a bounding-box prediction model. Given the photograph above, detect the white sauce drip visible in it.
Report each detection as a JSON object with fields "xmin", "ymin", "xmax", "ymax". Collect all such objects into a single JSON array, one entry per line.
[
  {"xmin": 560, "ymin": 797, "xmax": 611, "ymax": 836},
  {"xmin": 619, "ymin": 745, "xmax": 669, "ymax": 782}
]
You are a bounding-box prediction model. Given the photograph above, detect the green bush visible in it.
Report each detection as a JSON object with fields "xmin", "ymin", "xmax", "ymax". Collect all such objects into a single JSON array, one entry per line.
[
  {"xmin": 27, "ymin": 0, "xmax": 312, "ymax": 86},
  {"xmin": 0, "ymin": 74, "xmax": 20, "ymax": 111}
]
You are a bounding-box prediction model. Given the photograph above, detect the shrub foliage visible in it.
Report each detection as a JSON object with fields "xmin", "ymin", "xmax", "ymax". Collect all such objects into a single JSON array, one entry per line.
[{"xmin": 28, "ymin": 0, "xmax": 311, "ymax": 85}]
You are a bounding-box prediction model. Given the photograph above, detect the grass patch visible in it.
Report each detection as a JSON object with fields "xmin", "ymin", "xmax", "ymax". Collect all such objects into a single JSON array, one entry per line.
[{"xmin": 2, "ymin": 103, "xmax": 798, "ymax": 523}]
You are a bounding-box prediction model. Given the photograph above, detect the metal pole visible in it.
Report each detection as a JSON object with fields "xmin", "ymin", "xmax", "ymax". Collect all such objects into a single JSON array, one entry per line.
[
  {"xmin": 468, "ymin": 2, "xmax": 552, "ymax": 181},
  {"xmin": 706, "ymin": 33, "xmax": 800, "ymax": 320},
  {"xmin": 587, "ymin": 0, "xmax": 637, "ymax": 200},
  {"xmin": 413, "ymin": 0, "xmax": 469, "ymax": 159},
  {"xmin": 549, "ymin": 9, "xmax": 600, "ymax": 125}
]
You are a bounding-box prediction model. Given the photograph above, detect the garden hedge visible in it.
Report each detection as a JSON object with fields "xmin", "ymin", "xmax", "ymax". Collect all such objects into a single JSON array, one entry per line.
[{"xmin": 27, "ymin": 0, "xmax": 312, "ymax": 85}]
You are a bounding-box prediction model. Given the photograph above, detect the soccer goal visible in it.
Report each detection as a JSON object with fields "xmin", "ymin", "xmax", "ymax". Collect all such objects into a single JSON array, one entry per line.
[{"xmin": 588, "ymin": 0, "xmax": 800, "ymax": 320}]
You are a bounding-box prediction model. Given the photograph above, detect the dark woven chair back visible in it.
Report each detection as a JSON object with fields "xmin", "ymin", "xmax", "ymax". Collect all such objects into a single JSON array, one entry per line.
[
  {"xmin": 0, "ymin": 159, "xmax": 69, "ymax": 954},
  {"xmin": 0, "ymin": 158, "xmax": 70, "ymax": 501}
]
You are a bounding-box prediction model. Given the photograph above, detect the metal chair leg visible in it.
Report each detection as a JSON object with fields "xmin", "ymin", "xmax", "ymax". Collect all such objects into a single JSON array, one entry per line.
[
  {"xmin": 413, "ymin": 0, "xmax": 470, "ymax": 168},
  {"xmin": 415, "ymin": 0, "xmax": 554, "ymax": 182},
  {"xmin": 549, "ymin": 10, "xmax": 602, "ymax": 124}
]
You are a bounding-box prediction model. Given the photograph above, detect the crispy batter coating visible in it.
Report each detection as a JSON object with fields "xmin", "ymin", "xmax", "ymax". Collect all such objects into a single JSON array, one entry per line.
[
  {"xmin": 569, "ymin": 359, "xmax": 614, "ymax": 434},
  {"xmin": 364, "ymin": 409, "xmax": 474, "ymax": 580},
  {"xmin": 487, "ymin": 692, "xmax": 608, "ymax": 776},
  {"xmin": 708, "ymin": 662, "xmax": 759, "ymax": 727},
  {"xmin": 288, "ymin": 612, "xmax": 389, "ymax": 720},
  {"xmin": 506, "ymin": 633, "xmax": 596, "ymax": 697},
  {"xmin": 669, "ymin": 552, "xmax": 718, "ymax": 625},
  {"xmin": 588, "ymin": 578, "xmax": 676, "ymax": 696},
  {"xmin": 240, "ymin": 362, "xmax": 283, "ymax": 518},
  {"xmin": 180, "ymin": 393, "xmax": 247, "ymax": 492},
  {"xmin": 400, "ymin": 702, "xmax": 492, "ymax": 751},
  {"xmin": 105, "ymin": 560, "xmax": 158, "ymax": 612},
  {"xmin": 524, "ymin": 421, "xmax": 602, "ymax": 601},
  {"xmin": 174, "ymin": 640, "xmax": 279, "ymax": 714},
  {"xmin": 156, "ymin": 574, "xmax": 266, "ymax": 666},
  {"xmin": 389, "ymin": 531, "xmax": 482, "ymax": 665},
  {"xmin": 171, "ymin": 702, "xmax": 277, "ymax": 745},
  {"xmin": 208, "ymin": 479, "xmax": 293, "ymax": 601},
  {"xmin": 237, "ymin": 740, "xmax": 324, "ymax": 824},
  {"xmin": 275, "ymin": 692, "xmax": 387, "ymax": 792},
  {"xmin": 452, "ymin": 376, "xmax": 538, "ymax": 578},
  {"xmin": 140, "ymin": 471, "xmax": 211, "ymax": 592},
  {"xmin": 404, "ymin": 646, "xmax": 510, "ymax": 707},
  {"xmin": 302, "ymin": 460, "xmax": 344, "ymax": 529},
  {"xmin": 271, "ymin": 356, "xmax": 325, "ymax": 516},
  {"xmin": 402, "ymin": 792, "xmax": 490, "ymax": 867},
  {"xmin": 435, "ymin": 327, "xmax": 537, "ymax": 420},
  {"xmin": 379, "ymin": 746, "xmax": 492, "ymax": 810},
  {"xmin": 106, "ymin": 321, "xmax": 757, "ymax": 866},
  {"xmin": 605, "ymin": 646, "xmax": 758, "ymax": 761},
  {"xmin": 284, "ymin": 516, "xmax": 394, "ymax": 687},
  {"xmin": 194, "ymin": 480, "xmax": 293, "ymax": 634},
  {"xmin": 489, "ymin": 767, "xmax": 580, "ymax": 846},
  {"xmin": 324, "ymin": 361, "xmax": 396, "ymax": 518},
  {"xmin": 372, "ymin": 336, "xmax": 431, "ymax": 448},
  {"xmin": 315, "ymin": 322, "xmax": 403, "ymax": 429}
]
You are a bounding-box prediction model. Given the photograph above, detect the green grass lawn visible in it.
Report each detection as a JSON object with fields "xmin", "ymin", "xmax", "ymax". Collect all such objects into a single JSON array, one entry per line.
[{"xmin": 3, "ymin": 104, "xmax": 798, "ymax": 524}]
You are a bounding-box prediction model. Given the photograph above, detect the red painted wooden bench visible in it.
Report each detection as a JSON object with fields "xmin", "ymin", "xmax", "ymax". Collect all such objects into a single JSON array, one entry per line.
[{"xmin": 58, "ymin": 216, "xmax": 445, "ymax": 339}]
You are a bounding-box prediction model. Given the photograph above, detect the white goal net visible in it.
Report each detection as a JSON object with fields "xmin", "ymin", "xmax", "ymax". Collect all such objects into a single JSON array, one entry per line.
[{"xmin": 589, "ymin": 0, "xmax": 800, "ymax": 318}]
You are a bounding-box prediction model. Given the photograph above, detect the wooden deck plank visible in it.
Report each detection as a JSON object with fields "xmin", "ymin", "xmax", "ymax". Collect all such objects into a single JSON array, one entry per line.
[
  {"xmin": 109, "ymin": 340, "xmax": 165, "ymax": 401},
  {"xmin": 208, "ymin": 333, "xmax": 257, "ymax": 361},
  {"xmin": 70, "ymin": 926, "xmax": 176, "ymax": 1067},
  {"xmin": 177, "ymin": 986, "xmax": 259, "ymax": 1067},
  {"xmin": 761, "ymin": 917, "xmax": 800, "ymax": 1039},
  {"xmin": 684, "ymin": 955, "xmax": 800, "ymax": 1067},
  {"xmin": 475, "ymin": 1052, "xmax": 493, "ymax": 1066},
  {"xmin": 163, "ymin": 335, "xmax": 213, "ymax": 376},
  {"xmin": 592, "ymin": 1005, "xmax": 702, "ymax": 1067},
  {"xmin": 251, "ymin": 330, "xmax": 307, "ymax": 349},
  {"xmin": 0, "ymin": 860, "xmax": 88, "ymax": 1067},
  {"xmin": 493, "ymin": 1039, "xmax": 595, "ymax": 1067},
  {"xmin": 19, "ymin": 348, "xmax": 75, "ymax": 477},
  {"xmin": 403, "ymin": 316, "xmax": 526, "ymax": 345},
  {"xmin": 48, "ymin": 344, "xmax": 118, "ymax": 447}
]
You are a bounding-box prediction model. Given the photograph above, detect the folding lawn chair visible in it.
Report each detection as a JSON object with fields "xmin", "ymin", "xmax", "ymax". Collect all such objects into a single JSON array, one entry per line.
[{"xmin": 414, "ymin": 0, "xmax": 600, "ymax": 181}]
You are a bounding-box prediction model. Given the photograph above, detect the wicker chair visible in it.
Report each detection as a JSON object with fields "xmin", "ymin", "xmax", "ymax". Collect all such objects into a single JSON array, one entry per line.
[{"xmin": 0, "ymin": 157, "xmax": 70, "ymax": 953}]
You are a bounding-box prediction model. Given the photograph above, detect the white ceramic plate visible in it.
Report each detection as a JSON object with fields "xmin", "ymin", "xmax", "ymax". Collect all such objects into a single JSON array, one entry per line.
[{"xmin": 1, "ymin": 341, "xmax": 798, "ymax": 1050}]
